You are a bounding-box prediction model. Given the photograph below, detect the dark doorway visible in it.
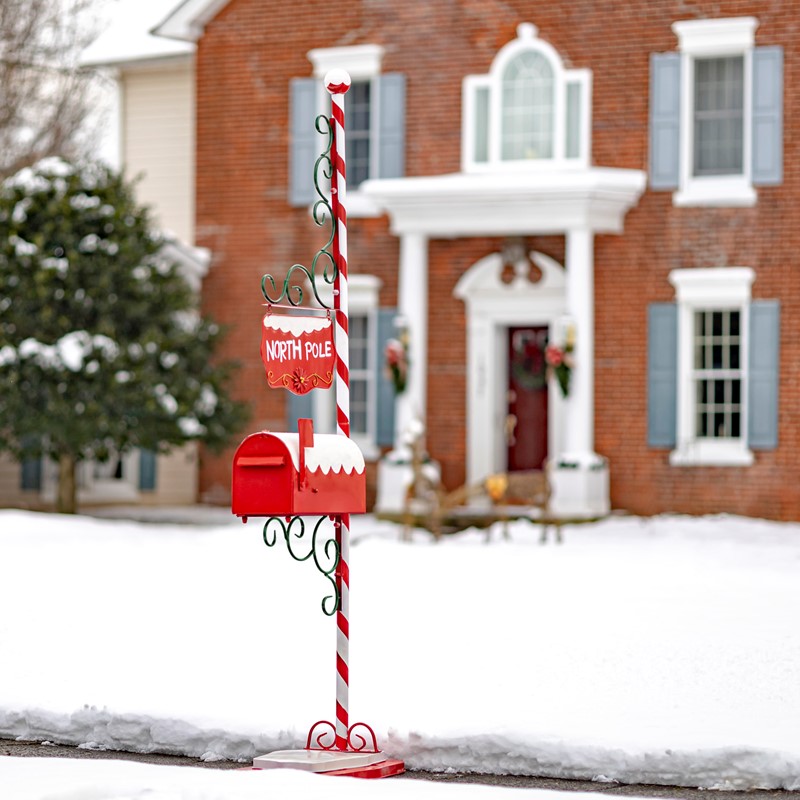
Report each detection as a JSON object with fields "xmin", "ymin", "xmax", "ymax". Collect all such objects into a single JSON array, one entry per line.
[{"xmin": 507, "ymin": 326, "xmax": 549, "ymax": 471}]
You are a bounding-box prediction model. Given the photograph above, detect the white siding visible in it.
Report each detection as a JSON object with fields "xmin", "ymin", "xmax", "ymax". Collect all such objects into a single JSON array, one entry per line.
[
  {"xmin": 121, "ymin": 60, "xmax": 200, "ymax": 507},
  {"xmin": 122, "ymin": 61, "xmax": 195, "ymax": 244},
  {"xmin": 0, "ymin": 454, "xmax": 30, "ymax": 508},
  {"xmin": 144, "ymin": 444, "xmax": 199, "ymax": 506}
]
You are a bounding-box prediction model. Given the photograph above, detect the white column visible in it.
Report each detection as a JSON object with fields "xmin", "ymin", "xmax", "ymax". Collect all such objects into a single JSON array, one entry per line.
[
  {"xmin": 549, "ymin": 227, "xmax": 608, "ymax": 518},
  {"xmin": 395, "ymin": 232, "xmax": 429, "ymax": 446},
  {"xmin": 564, "ymin": 228, "xmax": 596, "ymax": 461},
  {"xmin": 465, "ymin": 314, "xmax": 491, "ymax": 485}
]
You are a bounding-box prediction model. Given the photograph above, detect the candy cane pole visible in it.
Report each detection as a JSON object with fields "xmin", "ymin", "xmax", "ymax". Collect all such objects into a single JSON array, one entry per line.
[{"xmin": 326, "ymin": 68, "xmax": 351, "ymax": 752}]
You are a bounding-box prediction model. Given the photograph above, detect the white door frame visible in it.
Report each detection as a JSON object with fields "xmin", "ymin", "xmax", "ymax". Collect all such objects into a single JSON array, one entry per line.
[{"xmin": 455, "ymin": 250, "xmax": 568, "ymax": 484}]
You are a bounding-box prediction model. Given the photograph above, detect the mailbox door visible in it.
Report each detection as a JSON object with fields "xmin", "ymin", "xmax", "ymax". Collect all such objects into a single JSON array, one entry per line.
[{"xmin": 233, "ymin": 437, "xmax": 294, "ymax": 516}]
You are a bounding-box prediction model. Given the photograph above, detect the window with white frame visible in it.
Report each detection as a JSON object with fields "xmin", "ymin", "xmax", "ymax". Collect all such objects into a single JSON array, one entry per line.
[
  {"xmin": 345, "ymin": 79, "xmax": 372, "ymax": 189},
  {"xmin": 41, "ymin": 448, "xmax": 143, "ymax": 503},
  {"xmin": 295, "ymin": 45, "xmax": 405, "ymax": 215},
  {"xmin": 693, "ymin": 309, "xmax": 743, "ymax": 439},
  {"xmin": 312, "ymin": 275, "xmax": 381, "ymax": 458},
  {"xmin": 668, "ymin": 267, "xmax": 754, "ymax": 466},
  {"xmin": 462, "ymin": 22, "xmax": 591, "ymax": 172},
  {"xmin": 673, "ymin": 17, "xmax": 757, "ymax": 206},
  {"xmin": 348, "ymin": 313, "xmax": 372, "ymax": 437}
]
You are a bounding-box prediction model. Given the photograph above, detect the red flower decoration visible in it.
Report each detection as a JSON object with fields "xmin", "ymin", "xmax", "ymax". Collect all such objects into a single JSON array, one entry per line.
[
  {"xmin": 290, "ymin": 367, "xmax": 310, "ymax": 394},
  {"xmin": 545, "ymin": 344, "xmax": 564, "ymax": 367}
]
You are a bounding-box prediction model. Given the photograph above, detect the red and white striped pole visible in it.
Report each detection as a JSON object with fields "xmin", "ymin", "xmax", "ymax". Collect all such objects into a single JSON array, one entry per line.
[{"xmin": 326, "ymin": 68, "xmax": 351, "ymax": 752}]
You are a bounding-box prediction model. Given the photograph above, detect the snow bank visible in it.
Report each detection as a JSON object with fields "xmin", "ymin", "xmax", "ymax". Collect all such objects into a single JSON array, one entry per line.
[{"xmin": 0, "ymin": 510, "xmax": 799, "ymax": 790}]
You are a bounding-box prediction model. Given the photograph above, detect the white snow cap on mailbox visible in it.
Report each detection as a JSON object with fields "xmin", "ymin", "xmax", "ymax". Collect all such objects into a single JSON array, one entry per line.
[{"xmin": 270, "ymin": 431, "xmax": 365, "ymax": 475}]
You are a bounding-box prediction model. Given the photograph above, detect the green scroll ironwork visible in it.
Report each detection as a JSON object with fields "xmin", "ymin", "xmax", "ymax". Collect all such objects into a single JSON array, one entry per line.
[
  {"xmin": 261, "ymin": 115, "xmax": 337, "ymax": 310},
  {"xmin": 263, "ymin": 515, "xmax": 340, "ymax": 616}
]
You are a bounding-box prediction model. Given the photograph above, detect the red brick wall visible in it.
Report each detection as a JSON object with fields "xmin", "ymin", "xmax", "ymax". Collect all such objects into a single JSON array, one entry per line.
[{"xmin": 195, "ymin": 0, "xmax": 800, "ymax": 519}]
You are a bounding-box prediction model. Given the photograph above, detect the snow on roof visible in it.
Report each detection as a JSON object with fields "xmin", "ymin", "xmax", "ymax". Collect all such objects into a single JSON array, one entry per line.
[
  {"xmin": 263, "ymin": 314, "xmax": 331, "ymax": 336},
  {"xmin": 152, "ymin": 0, "xmax": 232, "ymax": 43},
  {"xmin": 80, "ymin": 0, "xmax": 194, "ymax": 68},
  {"xmin": 266, "ymin": 432, "xmax": 365, "ymax": 475}
]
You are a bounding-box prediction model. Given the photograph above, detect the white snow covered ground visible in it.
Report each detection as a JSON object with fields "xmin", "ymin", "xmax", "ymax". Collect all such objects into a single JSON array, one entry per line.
[{"xmin": 1, "ymin": 508, "xmax": 799, "ymax": 796}]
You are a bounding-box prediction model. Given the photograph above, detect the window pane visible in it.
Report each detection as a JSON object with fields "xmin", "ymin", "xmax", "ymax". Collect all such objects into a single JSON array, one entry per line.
[
  {"xmin": 349, "ymin": 316, "xmax": 368, "ymax": 371},
  {"xmin": 501, "ymin": 51, "xmax": 554, "ymax": 160},
  {"xmin": 730, "ymin": 343, "xmax": 740, "ymax": 369},
  {"xmin": 474, "ymin": 86, "xmax": 489, "ymax": 163},
  {"xmin": 566, "ymin": 81, "xmax": 581, "ymax": 159},
  {"xmin": 696, "ymin": 379, "xmax": 708, "ymax": 436},
  {"xmin": 350, "ymin": 378, "xmax": 368, "ymax": 435},
  {"xmin": 345, "ymin": 81, "xmax": 371, "ymax": 188},
  {"xmin": 693, "ymin": 56, "xmax": 744, "ymax": 176}
]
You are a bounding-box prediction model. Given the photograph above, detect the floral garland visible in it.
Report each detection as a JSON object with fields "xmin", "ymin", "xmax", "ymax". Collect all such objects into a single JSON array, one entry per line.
[
  {"xmin": 510, "ymin": 334, "xmax": 547, "ymax": 391},
  {"xmin": 384, "ymin": 332, "xmax": 409, "ymax": 394},
  {"xmin": 545, "ymin": 329, "xmax": 575, "ymax": 398}
]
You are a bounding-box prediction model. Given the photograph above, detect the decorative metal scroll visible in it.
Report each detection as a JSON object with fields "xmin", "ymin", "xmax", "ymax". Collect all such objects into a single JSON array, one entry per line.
[
  {"xmin": 306, "ymin": 720, "xmax": 379, "ymax": 754},
  {"xmin": 261, "ymin": 115, "xmax": 337, "ymax": 310},
  {"xmin": 262, "ymin": 515, "xmax": 340, "ymax": 616}
]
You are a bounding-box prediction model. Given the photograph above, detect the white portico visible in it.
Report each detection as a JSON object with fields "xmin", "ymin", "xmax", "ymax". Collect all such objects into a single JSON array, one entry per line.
[{"xmin": 364, "ymin": 169, "xmax": 644, "ymax": 517}]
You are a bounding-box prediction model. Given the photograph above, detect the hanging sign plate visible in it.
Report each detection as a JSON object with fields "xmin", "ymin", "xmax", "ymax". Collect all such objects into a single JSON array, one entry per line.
[{"xmin": 260, "ymin": 313, "xmax": 335, "ymax": 395}]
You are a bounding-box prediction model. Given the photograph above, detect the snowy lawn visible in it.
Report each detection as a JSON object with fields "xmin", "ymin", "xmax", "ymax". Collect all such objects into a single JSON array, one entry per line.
[{"xmin": 1, "ymin": 509, "xmax": 799, "ymax": 793}]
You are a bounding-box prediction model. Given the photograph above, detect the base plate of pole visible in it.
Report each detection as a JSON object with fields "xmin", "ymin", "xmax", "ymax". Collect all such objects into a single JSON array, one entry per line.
[
  {"xmin": 253, "ymin": 748, "xmax": 392, "ymax": 774},
  {"xmin": 325, "ymin": 758, "xmax": 405, "ymax": 778}
]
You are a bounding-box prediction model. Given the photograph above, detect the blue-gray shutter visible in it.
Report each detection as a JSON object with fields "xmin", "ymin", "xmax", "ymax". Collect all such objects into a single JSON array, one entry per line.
[
  {"xmin": 375, "ymin": 308, "xmax": 397, "ymax": 447},
  {"xmin": 377, "ymin": 74, "xmax": 405, "ymax": 179},
  {"xmin": 748, "ymin": 300, "xmax": 780, "ymax": 449},
  {"xmin": 287, "ymin": 391, "xmax": 314, "ymax": 433},
  {"xmin": 649, "ymin": 53, "xmax": 681, "ymax": 190},
  {"xmin": 647, "ymin": 303, "xmax": 678, "ymax": 447},
  {"xmin": 20, "ymin": 457, "xmax": 42, "ymax": 491},
  {"xmin": 752, "ymin": 47, "xmax": 783, "ymax": 186},
  {"xmin": 139, "ymin": 449, "xmax": 157, "ymax": 491},
  {"xmin": 289, "ymin": 78, "xmax": 318, "ymax": 206}
]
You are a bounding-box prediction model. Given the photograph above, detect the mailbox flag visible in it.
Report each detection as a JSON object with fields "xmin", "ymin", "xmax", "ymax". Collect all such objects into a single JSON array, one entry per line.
[{"xmin": 261, "ymin": 313, "xmax": 336, "ymax": 395}]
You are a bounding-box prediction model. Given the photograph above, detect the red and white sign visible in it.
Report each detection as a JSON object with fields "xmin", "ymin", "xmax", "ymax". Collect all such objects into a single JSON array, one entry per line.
[{"xmin": 260, "ymin": 313, "xmax": 335, "ymax": 395}]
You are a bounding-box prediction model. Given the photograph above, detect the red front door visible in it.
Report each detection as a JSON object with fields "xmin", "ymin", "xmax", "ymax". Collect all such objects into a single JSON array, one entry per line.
[{"xmin": 507, "ymin": 327, "xmax": 549, "ymax": 471}]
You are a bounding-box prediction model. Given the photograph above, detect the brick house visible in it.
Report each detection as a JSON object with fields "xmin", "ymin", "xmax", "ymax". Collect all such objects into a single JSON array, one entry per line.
[{"xmin": 143, "ymin": 0, "xmax": 794, "ymax": 520}]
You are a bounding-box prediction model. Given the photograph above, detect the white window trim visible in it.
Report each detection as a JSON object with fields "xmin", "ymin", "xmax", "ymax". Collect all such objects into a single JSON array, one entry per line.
[
  {"xmin": 668, "ymin": 267, "xmax": 755, "ymax": 467},
  {"xmin": 313, "ymin": 275, "xmax": 382, "ymax": 459},
  {"xmin": 307, "ymin": 45, "xmax": 385, "ymax": 218},
  {"xmin": 461, "ymin": 22, "xmax": 591, "ymax": 173},
  {"xmin": 672, "ymin": 17, "xmax": 758, "ymax": 208}
]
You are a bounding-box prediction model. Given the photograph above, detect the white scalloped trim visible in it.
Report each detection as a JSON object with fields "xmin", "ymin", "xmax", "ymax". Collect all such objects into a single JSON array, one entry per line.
[
  {"xmin": 263, "ymin": 315, "xmax": 331, "ymax": 336},
  {"xmin": 267, "ymin": 432, "xmax": 365, "ymax": 475}
]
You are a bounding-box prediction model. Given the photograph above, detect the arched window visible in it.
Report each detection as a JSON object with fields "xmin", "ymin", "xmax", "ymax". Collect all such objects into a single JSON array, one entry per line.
[
  {"xmin": 462, "ymin": 23, "xmax": 591, "ymax": 171},
  {"xmin": 502, "ymin": 51, "xmax": 555, "ymax": 160}
]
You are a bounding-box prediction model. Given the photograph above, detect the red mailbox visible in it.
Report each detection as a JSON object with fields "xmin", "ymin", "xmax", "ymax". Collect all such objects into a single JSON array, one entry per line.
[{"xmin": 232, "ymin": 419, "xmax": 366, "ymax": 519}]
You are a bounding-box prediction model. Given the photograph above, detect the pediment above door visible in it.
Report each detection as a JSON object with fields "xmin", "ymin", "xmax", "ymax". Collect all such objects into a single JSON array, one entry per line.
[{"xmin": 455, "ymin": 249, "xmax": 566, "ymax": 307}]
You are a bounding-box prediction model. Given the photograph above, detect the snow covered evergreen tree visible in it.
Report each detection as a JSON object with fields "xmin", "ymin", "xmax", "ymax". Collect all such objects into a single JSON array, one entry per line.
[{"xmin": 0, "ymin": 158, "xmax": 248, "ymax": 512}]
